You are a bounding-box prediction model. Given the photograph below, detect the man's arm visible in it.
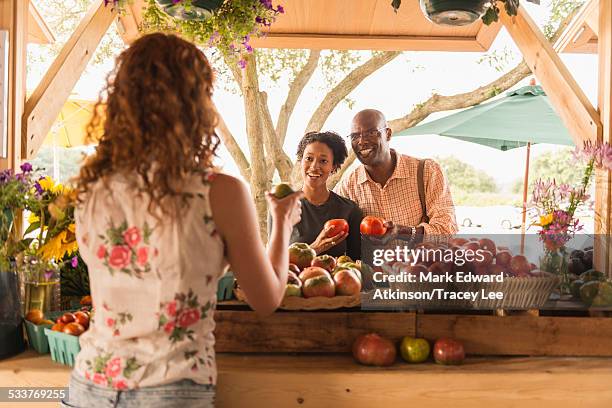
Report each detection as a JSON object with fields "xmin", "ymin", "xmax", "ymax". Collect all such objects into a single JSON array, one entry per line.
[{"xmin": 416, "ymin": 160, "xmax": 458, "ymax": 235}]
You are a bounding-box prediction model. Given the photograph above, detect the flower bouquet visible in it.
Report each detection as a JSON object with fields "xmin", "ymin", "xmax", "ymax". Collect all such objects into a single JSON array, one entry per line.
[{"xmin": 531, "ymin": 141, "xmax": 612, "ymax": 296}]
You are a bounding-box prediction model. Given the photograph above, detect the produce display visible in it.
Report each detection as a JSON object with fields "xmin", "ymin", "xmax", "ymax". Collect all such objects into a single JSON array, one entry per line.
[
  {"xmin": 566, "ymin": 248, "xmax": 612, "ymax": 307},
  {"xmin": 352, "ymin": 333, "xmax": 465, "ymax": 367},
  {"xmin": 25, "ymin": 295, "xmax": 92, "ymax": 338},
  {"xmin": 285, "ymin": 247, "xmax": 362, "ymax": 299}
]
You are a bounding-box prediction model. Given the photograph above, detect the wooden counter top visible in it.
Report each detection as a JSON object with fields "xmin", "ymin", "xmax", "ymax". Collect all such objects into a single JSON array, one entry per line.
[{"xmin": 1, "ymin": 351, "xmax": 612, "ymax": 407}]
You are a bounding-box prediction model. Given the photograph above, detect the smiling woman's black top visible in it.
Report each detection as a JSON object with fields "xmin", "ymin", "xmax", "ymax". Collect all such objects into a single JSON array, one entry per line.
[{"xmin": 269, "ymin": 191, "xmax": 362, "ymax": 260}]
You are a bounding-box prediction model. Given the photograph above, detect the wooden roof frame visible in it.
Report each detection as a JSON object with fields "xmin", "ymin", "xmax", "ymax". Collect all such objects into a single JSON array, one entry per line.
[
  {"xmin": 27, "ymin": 2, "xmax": 55, "ymax": 45},
  {"xmin": 555, "ymin": 0, "xmax": 599, "ymax": 54},
  {"xmin": 3, "ymin": 0, "xmax": 610, "ymax": 272}
]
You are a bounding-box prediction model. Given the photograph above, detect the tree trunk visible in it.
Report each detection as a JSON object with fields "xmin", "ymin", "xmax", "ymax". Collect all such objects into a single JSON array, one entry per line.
[{"xmin": 241, "ymin": 54, "xmax": 270, "ymax": 240}]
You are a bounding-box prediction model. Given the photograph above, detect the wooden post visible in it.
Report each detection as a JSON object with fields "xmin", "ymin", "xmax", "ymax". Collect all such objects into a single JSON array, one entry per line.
[
  {"xmin": 22, "ymin": 0, "xmax": 116, "ymax": 160},
  {"xmin": 595, "ymin": 0, "xmax": 612, "ymax": 276},
  {"xmin": 520, "ymin": 142, "xmax": 531, "ymax": 255},
  {"xmin": 0, "ymin": 0, "xmax": 28, "ymax": 171}
]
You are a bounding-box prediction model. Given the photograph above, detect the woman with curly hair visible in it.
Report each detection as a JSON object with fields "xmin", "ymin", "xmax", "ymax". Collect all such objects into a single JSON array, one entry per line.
[
  {"xmin": 270, "ymin": 131, "xmax": 362, "ymax": 260},
  {"xmin": 64, "ymin": 33, "xmax": 302, "ymax": 407}
]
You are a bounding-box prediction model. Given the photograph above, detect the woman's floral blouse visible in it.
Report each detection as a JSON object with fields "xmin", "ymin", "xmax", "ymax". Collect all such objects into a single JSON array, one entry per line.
[{"xmin": 74, "ymin": 172, "xmax": 227, "ymax": 389}]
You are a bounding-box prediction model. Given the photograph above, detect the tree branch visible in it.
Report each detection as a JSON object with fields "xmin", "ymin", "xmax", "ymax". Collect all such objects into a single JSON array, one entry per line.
[
  {"xmin": 276, "ymin": 50, "xmax": 321, "ymax": 144},
  {"xmin": 214, "ymin": 104, "xmax": 251, "ymax": 182},
  {"xmin": 388, "ymin": 60, "xmax": 531, "ymax": 132},
  {"xmin": 305, "ymin": 51, "xmax": 401, "ymax": 133},
  {"xmin": 259, "ymin": 91, "xmax": 293, "ymax": 181}
]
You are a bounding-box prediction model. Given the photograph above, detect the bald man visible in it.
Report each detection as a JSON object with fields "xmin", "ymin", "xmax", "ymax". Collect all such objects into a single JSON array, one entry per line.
[{"xmin": 334, "ymin": 109, "xmax": 458, "ymax": 238}]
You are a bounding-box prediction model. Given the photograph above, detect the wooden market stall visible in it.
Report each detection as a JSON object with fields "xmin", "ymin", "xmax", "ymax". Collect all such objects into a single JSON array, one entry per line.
[{"xmin": 1, "ymin": 0, "xmax": 612, "ymax": 406}]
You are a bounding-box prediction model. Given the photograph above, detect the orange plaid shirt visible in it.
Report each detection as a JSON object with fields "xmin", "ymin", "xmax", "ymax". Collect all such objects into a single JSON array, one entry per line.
[{"xmin": 334, "ymin": 151, "xmax": 458, "ymax": 235}]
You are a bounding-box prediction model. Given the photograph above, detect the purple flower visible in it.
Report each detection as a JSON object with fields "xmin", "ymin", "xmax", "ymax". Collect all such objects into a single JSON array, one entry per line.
[
  {"xmin": 71, "ymin": 256, "xmax": 79, "ymax": 268},
  {"xmin": 259, "ymin": 0, "xmax": 273, "ymax": 9},
  {"xmin": 34, "ymin": 181, "xmax": 44, "ymax": 195},
  {"xmin": 277, "ymin": 5, "xmax": 284, "ymax": 13},
  {"xmin": 0, "ymin": 169, "xmax": 12, "ymax": 184},
  {"xmin": 245, "ymin": 44, "xmax": 253, "ymax": 53},
  {"xmin": 20, "ymin": 162, "xmax": 33, "ymax": 173},
  {"xmin": 238, "ymin": 59, "xmax": 247, "ymax": 69},
  {"xmin": 255, "ymin": 16, "xmax": 263, "ymax": 24},
  {"xmin": 43, "ymin": 270, "xmax": 55, "ymax": 280}
]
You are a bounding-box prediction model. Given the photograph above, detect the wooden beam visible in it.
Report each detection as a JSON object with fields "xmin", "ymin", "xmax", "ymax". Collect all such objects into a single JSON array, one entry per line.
[
  {"xmin": 417, "ymin": 314, "xmax": 612, "ymax": 356},
  {"xmin": 27, "ymin": 1, "xmax": 55, "ymax": 45},
  {"xmin": 214, "ymin": 310, "xmax": 416, "ymax": 352},
  {"xmin": 0, "ymin": 0, "xmax": 28, "ymax": 170},
  {"xmin": 555, "ymin": 0, "xmax": 598, "ymax": 53},
  {"xmin": 116, "ymin": 2, "xmax": 141, "ymax": 45},
  {"xmin": 501, "ymin": 6, "xmax": 601, "ymax": 145},
  {"xmin": 249, "ymin": 34, "xmax": 486, "ymax": 52},
  {"xmin": 22, "ymin": 0, "xmax": 117, "ymax": 160},
  {"xmin": 595, "ymin": 0, "xmax": 612, "ymax": 276}
]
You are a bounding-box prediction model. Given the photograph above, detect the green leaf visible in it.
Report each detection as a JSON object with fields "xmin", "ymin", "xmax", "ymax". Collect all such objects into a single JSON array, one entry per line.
[
  {"xmin": 24, "ymin": 222, "xmax": 41, "ymax": 235},
  {"xmin": 482, "ymin": 7, "xmax": 499, "ymax": 25}
]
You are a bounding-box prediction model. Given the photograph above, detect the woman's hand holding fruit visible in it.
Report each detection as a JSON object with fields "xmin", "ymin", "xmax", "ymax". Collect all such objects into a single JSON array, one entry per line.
[{"xmin": 310, "ymin": 224, "xmax": 348, "ymax": 255}]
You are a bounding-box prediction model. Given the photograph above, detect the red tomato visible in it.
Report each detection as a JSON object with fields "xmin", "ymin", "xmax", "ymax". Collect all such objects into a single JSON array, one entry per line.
[
  {"xmin": 324, "ymin": 219, "xmax": 349, "ymax": 238},
  {"xmin": 352, "ymin": 333, "xmax": 396, "ymax": 366},
  {"xmin": 433, "ymin": 338, "xmax": 465, "ymax": 365},
  {"xmin": 359, "ymin": 216, "xmax": 387, "ymax": 236},
  {"xmin": 62, "ymin": 322, "xmax": 85, "ymax": 336}
]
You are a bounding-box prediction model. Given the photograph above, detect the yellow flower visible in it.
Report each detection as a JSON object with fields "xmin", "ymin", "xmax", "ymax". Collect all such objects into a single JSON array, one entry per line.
[
  {"xmin": 38, "ymin": 176, "xmax": 55, "ymax": 192},
  {"xmin": 38, "ymin": 229, "xmax": 78, "ymax": 261},
  {"xmin": 28, "ymin": 213, "xmax": 39, "ymax": 224},
  {"xmin": 540, "ymin": 213, "xmax": 554, "ymax": 227}
]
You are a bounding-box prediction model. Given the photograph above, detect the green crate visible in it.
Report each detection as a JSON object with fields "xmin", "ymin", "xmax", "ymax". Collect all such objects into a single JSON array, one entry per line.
[
  {"xmin": 24, "ymin": 311, "xmax": 64, "ymax": 354},
  {"xmin": 25, "ymin": 320, "xmax": 53, "ymax": 354},
  {"xmin": 217, "ymin": 271, "xmax": 235, "ymax": 301},
  {"xmin": 44, "ymin": 328, "xmax": 81, "ymax": 366}
]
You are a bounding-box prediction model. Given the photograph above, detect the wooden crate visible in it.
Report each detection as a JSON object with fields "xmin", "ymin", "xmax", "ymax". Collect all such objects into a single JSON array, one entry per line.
[
  {"xmin": 214, "ymin": 310, "xmax": 416, "ymax": 353},
  {"xmin": 214, "ymin": 305, "xmax": 612, "ymax": 356}
]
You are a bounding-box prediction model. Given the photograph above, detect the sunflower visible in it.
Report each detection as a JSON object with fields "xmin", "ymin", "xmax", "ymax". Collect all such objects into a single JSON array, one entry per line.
[{"xmin": 38, "ymin": 226, "xmax": 78, "ymax": 261}]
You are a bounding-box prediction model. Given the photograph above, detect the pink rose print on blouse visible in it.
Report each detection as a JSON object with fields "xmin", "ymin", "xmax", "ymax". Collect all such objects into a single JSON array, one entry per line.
[
  {"xmin": 85, "ymin": 353, "xmax": 142, "ymax": 389},
  {"xmin": 112, "ymin": 380, "xmax": 128, "ymax": 390},
  {"xmin": 178, "ymin": 308, "xmax": 201, "ymax": 327},
  {"xmin": 108, "ymin": 245, "xmax": 131, "ymax": 269},
  {"xmin": 158, "ymin": 289, "xmax": 212, "ymax": 343},
  {"xmin": 105, "ymin": 357, "xmax": 122, "ymax": 378},
  {"xmin": 136, "ymin": 246, "xmax": 149, "ymax": 267},
  {"xmin": 93, "ymin": 373, "xmax": 107, "ymax": 386},
  {"xmin": 97, "ymin": 221, "xmax": 157, "ymax": 278},
  {"xmin": 103, "ymin": 304, "xmax": 133, "ymax": 337},
  {"xmin": 184, "ymin": 348, "xmax": 214, "ymax": 373},
  {"xmin": 123, "ymin": 227, "xmax": 141, "ymax": 248}
]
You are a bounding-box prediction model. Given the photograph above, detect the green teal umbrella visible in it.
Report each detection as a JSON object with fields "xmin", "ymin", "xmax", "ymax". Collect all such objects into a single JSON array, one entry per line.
[
  {"xmin": 395, "ymin": 84, "xmax": 575, "ymax": 250},
  {"xmin": 395, "ymin": 85, "xmax": 574, "ymax": 149}
]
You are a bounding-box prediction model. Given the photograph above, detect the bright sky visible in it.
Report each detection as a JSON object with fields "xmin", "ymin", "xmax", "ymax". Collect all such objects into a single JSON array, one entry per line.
[{"xmin": 27, "ymin": 1, "xmax": 599, "ymax": 188}]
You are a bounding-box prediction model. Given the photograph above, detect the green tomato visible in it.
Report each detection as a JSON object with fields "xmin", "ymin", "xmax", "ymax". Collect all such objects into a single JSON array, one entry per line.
[{"xmin": 400, "ymin": 336, "xmax": 430, "ymax": 363}]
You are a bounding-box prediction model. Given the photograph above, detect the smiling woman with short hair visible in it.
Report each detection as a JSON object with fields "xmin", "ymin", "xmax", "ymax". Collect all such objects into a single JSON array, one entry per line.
[{"xmin": 271, "ymin": 131, "xmax": 362, "ymax": 260}]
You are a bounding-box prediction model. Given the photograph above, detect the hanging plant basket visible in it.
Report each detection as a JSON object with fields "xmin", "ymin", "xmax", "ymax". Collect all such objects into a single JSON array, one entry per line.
[
  {"xmin": 419, "ymin": 0, "xmax": 491, "ymax": 26},
  {"xmin": 154, "ymin": 0, "xmax": 224, "ymax": 21}
]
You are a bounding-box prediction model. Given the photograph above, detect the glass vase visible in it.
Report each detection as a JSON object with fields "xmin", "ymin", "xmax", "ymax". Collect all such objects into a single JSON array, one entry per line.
[{"xmin": 539, "ymin": 246, "xmax": 570, "ymax": 298}]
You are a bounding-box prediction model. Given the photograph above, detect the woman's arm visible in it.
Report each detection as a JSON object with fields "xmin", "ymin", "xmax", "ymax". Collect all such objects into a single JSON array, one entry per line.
[{"xmin": 210, "ymin": 174, "xmax": 302, "ymax": 316}]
